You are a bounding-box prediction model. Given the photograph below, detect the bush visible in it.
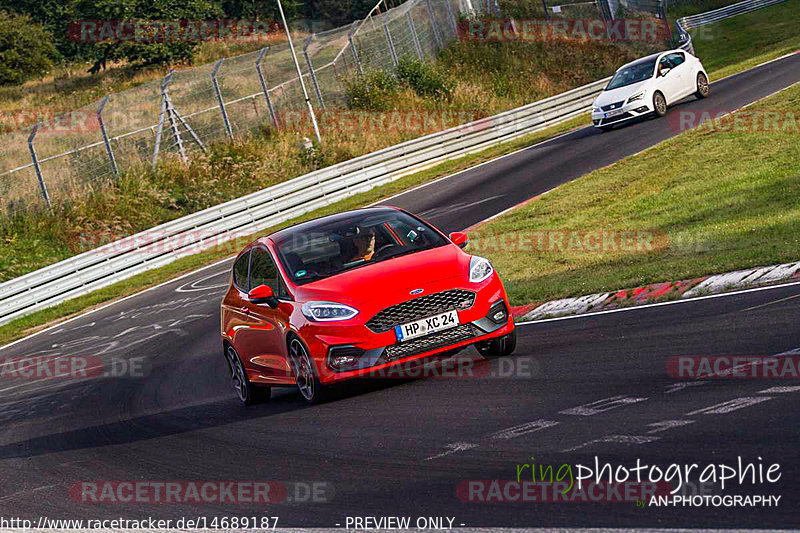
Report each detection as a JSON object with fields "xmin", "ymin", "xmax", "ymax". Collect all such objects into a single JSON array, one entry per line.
[
  {"xmin": 345, "ymin": 69, "xmax": 400, "ymax": 110},
  {"xmin": 0, "ymin": 11, "xmax": 55, "ymax": 85},
  {"xmin": 395, "ymin": 57, "xmax": 453, "ymax": 100}
]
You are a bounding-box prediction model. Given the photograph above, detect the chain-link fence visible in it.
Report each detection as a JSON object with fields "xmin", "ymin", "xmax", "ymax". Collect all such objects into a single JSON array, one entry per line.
[{"xmin": 0, "ymin": 0, "xmax": 489, "ymax": 218}]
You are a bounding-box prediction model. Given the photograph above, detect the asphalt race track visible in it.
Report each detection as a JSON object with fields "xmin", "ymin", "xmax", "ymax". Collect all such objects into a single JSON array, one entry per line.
[{"xmin": 0, "ymin": 52, "xmax": 799, "ymax": 529}]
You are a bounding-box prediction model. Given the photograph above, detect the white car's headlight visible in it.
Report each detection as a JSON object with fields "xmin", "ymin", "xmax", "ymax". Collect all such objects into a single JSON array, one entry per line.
[
  {"xmin": 302, "ymin": 302, "xmax": 359, "ymax": 321},
  {"xmin": 627, "ymin": 91, "xmax": 646, "ymax": 104},
  {"xmin": 469, "ymin": 256, "xmax": 494, "ymax": 283},
  {"xmin": 592, "ymin": 106, "xmax": 601, "ymax": 113}
]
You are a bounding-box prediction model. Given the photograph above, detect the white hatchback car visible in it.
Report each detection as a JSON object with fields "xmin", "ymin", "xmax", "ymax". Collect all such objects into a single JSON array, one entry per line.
[{"xmin": 592, "ymin": 50, "xmax": 709, "ymax": 131}]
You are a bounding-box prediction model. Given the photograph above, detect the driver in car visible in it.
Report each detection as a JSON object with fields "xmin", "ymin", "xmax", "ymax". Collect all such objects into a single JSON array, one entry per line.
[{"xmin": 349, "ymin": 227, "xmax": 376, "ymax": 262}]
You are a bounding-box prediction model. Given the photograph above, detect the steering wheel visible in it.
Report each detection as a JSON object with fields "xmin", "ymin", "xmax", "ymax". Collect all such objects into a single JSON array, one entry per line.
[{"xmin": 373, "ymin": 243, "xmax": 398, "ymax": 259}]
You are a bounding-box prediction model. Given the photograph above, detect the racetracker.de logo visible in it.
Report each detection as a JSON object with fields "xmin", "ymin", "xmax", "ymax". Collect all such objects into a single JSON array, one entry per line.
[
  {"xmin": 456, "ymin": 480, "xmax": 673, "ymax": 502},
  {"xmin": 467, "ymin": 230, "xmax": 669, "ymax": 254},
  {"xmin": 668, "ymin": 110, "xmax": 800, "ymax": 134},
  {"xmin": 667, "ymin": 356, "xmax": 800, "ymax": 378},
  {"xmin": 68, "ymin": 20, "xmax": 283, "ymax": 43},
  {"xmin": 70, "ymin": 481, "xmax": 287, "ymax": 504},
  {"xmin": 458, "ymin": 18, "xmax": 672, "ymax": 43}
]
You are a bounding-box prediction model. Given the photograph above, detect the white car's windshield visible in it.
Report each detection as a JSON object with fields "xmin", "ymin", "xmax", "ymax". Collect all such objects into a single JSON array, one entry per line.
[{"xmin": 606, "ymin": 58, "xmax": 657, "ymax": 90}]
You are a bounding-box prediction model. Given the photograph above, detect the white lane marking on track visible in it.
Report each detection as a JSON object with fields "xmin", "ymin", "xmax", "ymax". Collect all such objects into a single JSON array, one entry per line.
[
  {"xmin": 758, "ymin": 386, "xmax": 800, "ymax": 394},
  {"xmin": 687, "ymin": 396, "xmax": 772, "ymax": 415},
  {"xmin": 559, "ymin": 395, "xmax": 648, "ymax": 416},
  {"xmin": 562, "ymin": 435, "xmax": 659, "ymax": 453},
  {"xmin": 665, "ymin": 381, "xmax": 709, "ymax": 394},
  {"xmin": 490, "ymin": 419, "xmax": 559, "ymax": 440},
  {"xmin": 175, "ymin": 270, "xmax": 229, "ymax": 293},
  {"xmin": 647, "ymin": 420, "xmax": 695, "ymax": 434},
  {"xmin": 0, "ymin": 256, "xmax": 234, "ymax": 354},
  {"xmin": 425, "ymin": 442, "xmax": 479, "ymax": 461}
]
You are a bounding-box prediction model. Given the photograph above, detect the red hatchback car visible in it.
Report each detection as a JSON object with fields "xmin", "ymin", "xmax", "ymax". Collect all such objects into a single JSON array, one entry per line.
[{"xmin": 220, "ymin": 206, "xmax": 516, "ymax": 404}]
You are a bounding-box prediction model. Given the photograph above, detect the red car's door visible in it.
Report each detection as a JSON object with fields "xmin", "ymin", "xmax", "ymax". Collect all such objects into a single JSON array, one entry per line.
[{"xmin": 234, "ymin": 246, "xmax": 293, "ymax": 383}]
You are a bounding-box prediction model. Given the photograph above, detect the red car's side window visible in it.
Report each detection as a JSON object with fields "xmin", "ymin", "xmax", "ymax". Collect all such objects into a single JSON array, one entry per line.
[{"xmin": 232, "ymin": 251, "xmax": 250, "ymax": 292}]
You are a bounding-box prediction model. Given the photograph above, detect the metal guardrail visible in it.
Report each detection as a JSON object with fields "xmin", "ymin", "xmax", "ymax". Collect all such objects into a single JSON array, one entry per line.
[
  {"xmin": 0, "ymin": 78, "xmax": 609, "ymax": 326},
  {"xmin": 675, "ymin": 0, "xmax": 788, "ymax": 54},
  {"xmin": 0, "ymin": 0, "xmax": 787, "ymax": 327}
]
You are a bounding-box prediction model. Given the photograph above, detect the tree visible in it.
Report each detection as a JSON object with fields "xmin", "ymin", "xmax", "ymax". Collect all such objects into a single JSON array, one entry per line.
[{"xmin": 0, "ymin": 10, "xmax": 56, "ymax": 85}]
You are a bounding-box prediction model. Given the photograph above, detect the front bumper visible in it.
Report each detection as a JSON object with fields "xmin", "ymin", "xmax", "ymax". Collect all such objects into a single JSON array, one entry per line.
[
  {"xmin": 592, "ymin": 100, "xmax": 653, "ymax": 127},
  {"xmin": 301, "ymin": 275, "xmax": 514, "ymax": 384}
]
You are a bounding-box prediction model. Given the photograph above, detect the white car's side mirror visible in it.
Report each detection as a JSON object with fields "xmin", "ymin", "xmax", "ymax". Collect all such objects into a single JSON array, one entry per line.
[{"xmin": 660, "ymin": 67, "xmax": 671, "ymax": 77}]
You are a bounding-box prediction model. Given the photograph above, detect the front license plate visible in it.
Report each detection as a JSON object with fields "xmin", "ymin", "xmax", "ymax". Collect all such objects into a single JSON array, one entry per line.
[
  {"xmin": 605, "ymin": 109, "xmax": 623, "ymax": 119},
  {"xmin": 395, "ymin": 310, "xmax": 460, "ymax": 342}
]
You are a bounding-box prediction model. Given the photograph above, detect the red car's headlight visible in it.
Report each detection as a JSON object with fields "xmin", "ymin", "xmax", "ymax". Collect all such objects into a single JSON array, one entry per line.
[
  {"xmin": 469, "ymin": 256, "xmax": 494, "ymax": 283},
  {"xmin": 302, "ymin": 301, "xmax": 360, "ymax": 322}
]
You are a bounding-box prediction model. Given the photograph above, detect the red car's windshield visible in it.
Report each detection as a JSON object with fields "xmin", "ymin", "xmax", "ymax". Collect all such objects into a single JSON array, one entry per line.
[{"xmin": 272, "ymin": 209, "xmax": 448, "ymax": 285}]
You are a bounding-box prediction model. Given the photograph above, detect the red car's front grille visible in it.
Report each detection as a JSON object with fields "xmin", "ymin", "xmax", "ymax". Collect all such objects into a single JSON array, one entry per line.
[
  {"xmin": 380, "ymin": 323, "xmax": 482, "ymax": 362},
  {"xmin": 365, "ymin": 289, "xmax": 476, "ymax": 334}
]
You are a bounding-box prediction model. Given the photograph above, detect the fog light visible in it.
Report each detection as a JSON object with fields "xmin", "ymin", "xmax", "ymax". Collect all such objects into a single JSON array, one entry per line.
[
  {"xmin": 634, "ymin": 106, "xmax": 649, "ymax": 113},
  {"xmin": 328, "ymin": 346, "xmax": 364, "ymax": 371},
  {"xmin": 487, "ymin": 300, "xmax": 509, "ymax": 325}
]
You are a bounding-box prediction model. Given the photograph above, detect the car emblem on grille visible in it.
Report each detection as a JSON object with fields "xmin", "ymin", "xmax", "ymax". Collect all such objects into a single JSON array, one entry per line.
[{"xmin": 410, "ymin": 288, "xmax": 424, "ymax": 295}]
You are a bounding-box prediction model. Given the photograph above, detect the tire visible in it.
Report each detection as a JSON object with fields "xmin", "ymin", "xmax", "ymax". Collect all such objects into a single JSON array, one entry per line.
[
  {"xmin": 225, "ymin": 344, "xmax": 271, "ymax": 406},
  {"xmin": 288, "ymin": 335, "xmax": 330, "ymax": 405},
  {"xmin": 475, "ymin": 329, "xmax": 517, "ymax": 358},
  {"xmin": 653, "ymin": 91, "xmax": 668, "ymax": 118},
  {"xmin": 695, "ymin": 72, "xmax": 709, "ymax": 99}
]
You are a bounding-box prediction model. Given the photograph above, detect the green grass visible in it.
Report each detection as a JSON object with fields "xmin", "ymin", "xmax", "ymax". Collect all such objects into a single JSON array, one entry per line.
[
  {"xmin": 690, "ymin": 0, "xmax": 800, "ymax": 79},
  {"xmin": 0, "ymin": 115, "xmax": 587, "ymax": 347},
  {"xmin": 478, "ymin": 82, "xmax": 800, "ymax": 305}
]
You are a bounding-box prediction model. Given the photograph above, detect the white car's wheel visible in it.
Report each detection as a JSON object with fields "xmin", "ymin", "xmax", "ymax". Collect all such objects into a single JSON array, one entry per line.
[
  {"xmin": 695, "ymin": 72, "xmax": 709, "ymax": 99},
  {"xmin": 653, "ymin": 91, "xmax": 667, "ymax": 118}
]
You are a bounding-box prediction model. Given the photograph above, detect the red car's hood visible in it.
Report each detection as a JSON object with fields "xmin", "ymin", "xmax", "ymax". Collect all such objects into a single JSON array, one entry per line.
[{"xmin": 293, "ymin": 245, "xmax": 470, "ymax": 306}]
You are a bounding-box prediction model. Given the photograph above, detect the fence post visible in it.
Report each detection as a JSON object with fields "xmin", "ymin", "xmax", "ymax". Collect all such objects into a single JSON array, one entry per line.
[
  {"xmin": 27, "ymin": 123, "xmax": 51, "ymax": 209},
  {"xmin": 152, "ymin": 71, "xmax": 171, "ymax": 170},
  {"xmin": 97, "ymin": 95, "xmax": 119, "ymax": 177},
  {"xmin": 542, "ymin": 0, "xmax": 550, "ymax": 19},
  {"xmin": 256, "ymin": 47, "xmax": 279, "ymax": 127},
  {"xmin": 407, "ymin": 12, "xmax": 424, "ymax": 59},
  {"xmin": 212, "ymin": 59, "xmax": 234, "ymax": 140},
  {"xmin": 444, "ymin": 0, "xmax": 458, "ymax": 36},
  {"xmin": 348, "ymin": 22, "xmax": 364, "ymax": 76},
  {"xmin": 382, "ymin": 9, "xmax": 399, "ymax": 66},
  {"xmin": 425, "ymin": 0, "xmax": 443, "ymax": 50},
  {"xmin": 303, "ymin": 35, "xmax": 326, "ymax": 109}
]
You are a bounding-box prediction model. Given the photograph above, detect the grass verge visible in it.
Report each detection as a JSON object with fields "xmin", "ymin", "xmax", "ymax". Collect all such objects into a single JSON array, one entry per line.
[
  {"xmin": 476, "ymin": 82, "xmax": 800, "ymax": 305},
  {"xmin": 0, "ymin": 115, "xmax": 586, "ymax": 347},
  {"xmin": 690, "ymin": 0, "xmax": 800, "ymax": 80}
]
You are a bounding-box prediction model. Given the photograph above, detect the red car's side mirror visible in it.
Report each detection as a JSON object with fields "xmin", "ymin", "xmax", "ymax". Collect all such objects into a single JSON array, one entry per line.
[
  {"xmin": 449, "ymin": 231, "xmax": 469, "ymax": 249},
  {"xmin": 249, "ymin": 284, "xmax": 278, "ymax": 308}
]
